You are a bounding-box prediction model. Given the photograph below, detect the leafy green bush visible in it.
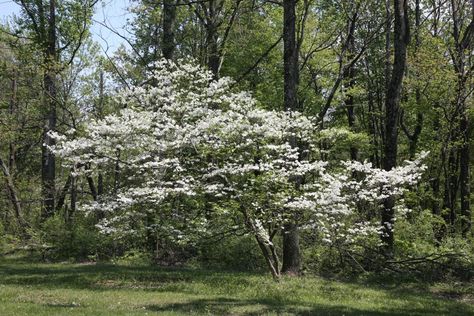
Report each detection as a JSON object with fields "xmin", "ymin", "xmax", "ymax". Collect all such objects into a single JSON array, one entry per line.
[
  {"xmin": 111, "ymin": 250, "xmax": 152, "ymax": 266},
  {"xmin": 196, "ymin": 235, "xmax": 267, "ymax": 271},
  {"xmin": 40, "ymin": 213, "xmax": 119, "ymax": 261}
]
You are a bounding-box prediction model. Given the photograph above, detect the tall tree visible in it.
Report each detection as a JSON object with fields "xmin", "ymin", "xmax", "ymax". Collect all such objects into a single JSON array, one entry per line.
[
  {"xmin": 450, "ymin": 0, "xmax": 473, "ymax": 236},
  {"xmin": 281, "ymin": 0, "xmax": 301, "ymax": 275},
  {"xmin": 42, "ymin": 0, "xmax": 58, "ymax": 220},
  {"xmin": 191, "ymin": 0, "xmax": 243, "ymax": 78},
  {"xmin": 14, "ymin": 0, "xmax": 95, "ymax": 219},
  {"xmin": 400, "ymin": 0, "xmax": 423, "ymax": 160},
  {"xmin": 162, "ymin": 0, "xmax": 178, "ymax": 59},
  {"xmin": 381, "ymin": 0, "xmax": 410, "ymax": 256}
]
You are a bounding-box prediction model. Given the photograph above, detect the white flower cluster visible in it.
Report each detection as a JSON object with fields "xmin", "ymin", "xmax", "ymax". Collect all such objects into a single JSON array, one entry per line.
[{"xmin": 50, "ymin": 59, "xmax": 427, "ymax": 245}]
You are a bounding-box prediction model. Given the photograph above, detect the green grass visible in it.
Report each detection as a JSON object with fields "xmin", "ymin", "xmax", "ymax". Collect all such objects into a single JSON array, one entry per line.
[{"xmin": 0, "ymin": 256, "xmax": 473, "ymax": 315}]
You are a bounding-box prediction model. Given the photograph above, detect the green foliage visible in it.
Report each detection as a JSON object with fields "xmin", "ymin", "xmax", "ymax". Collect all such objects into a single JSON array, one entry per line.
[
  {"xmin": 111, "ymin": 250, "xmax": 153, "ymax": 266},
  {"xmin": 0, "ymin": 222, "xmax": 5, "ymax": 252},
  {"xmin": 390, "ymin": 210, "xmax": 474, "ymax": 281},
  {"xmin": 196, "ymin": 235, "xmax": 267, "ymax": 271},
  {"xmin": 318, "ymin": 127, "xmax": 371, "ymax": 159},
  {"xmin": 396, "ymin": 210, "xmax": 441, "ymax": 256},
  {"xmin": 40, "ymin": 214, "xmax": 115, "ymax": 261}
]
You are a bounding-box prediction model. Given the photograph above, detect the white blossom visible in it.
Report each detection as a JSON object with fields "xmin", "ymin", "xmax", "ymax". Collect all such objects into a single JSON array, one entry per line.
[{"xmin": 51, "ymin": 59, "xmax": 427, "ymax": 247}]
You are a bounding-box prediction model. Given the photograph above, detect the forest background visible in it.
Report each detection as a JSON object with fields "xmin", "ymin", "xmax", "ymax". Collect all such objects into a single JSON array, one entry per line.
[{"xmin": 0, "ymin": 0, "xmax": 474, "ymax": 282}]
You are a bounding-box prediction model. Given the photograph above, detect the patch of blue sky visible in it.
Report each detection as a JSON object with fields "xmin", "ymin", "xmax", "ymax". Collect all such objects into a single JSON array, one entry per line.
[{"xmin": 0, "ymin": 0, "xmax": 133, "ymax": 53}]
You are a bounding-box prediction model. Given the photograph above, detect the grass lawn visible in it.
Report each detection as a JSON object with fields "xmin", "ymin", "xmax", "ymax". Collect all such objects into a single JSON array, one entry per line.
[{"xmin": 0, "ymin": 256, "xmax": 473, "ymax": 315}]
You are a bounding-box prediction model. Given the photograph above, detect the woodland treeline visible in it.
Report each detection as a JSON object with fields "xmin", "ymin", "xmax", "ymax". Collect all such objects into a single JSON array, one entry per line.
[{"xmin": 0, "ymin": 0, "xmax": 474, "ymax": 279}]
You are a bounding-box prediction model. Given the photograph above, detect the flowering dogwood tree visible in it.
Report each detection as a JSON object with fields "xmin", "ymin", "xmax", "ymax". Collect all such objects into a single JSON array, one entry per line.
[{"xmin": 51, "ymin": 59, "xmax": 427, "ymax": 279}]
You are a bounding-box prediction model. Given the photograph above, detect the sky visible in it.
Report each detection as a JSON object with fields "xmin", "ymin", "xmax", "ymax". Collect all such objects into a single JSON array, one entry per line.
[{"xmin": 0, "ymin": 0, "xmax": 133, "ymax": 52}]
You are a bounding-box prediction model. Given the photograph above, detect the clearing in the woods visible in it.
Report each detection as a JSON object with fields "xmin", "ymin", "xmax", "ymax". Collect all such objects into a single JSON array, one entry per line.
[{"xmin": 0, "ymin": 256, "xmax": 473, "ymax": 316}]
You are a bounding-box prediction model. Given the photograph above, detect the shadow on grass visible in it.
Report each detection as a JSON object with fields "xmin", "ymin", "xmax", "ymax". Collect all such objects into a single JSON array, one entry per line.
[
  {"xmin": 45, "ymin": 303, "xmax": 82, "ymax": 308},
  {"xmin": 0, "ymin": 258, "xmax": 254, "ymax": 292},
  {"xmin": 1, "ymin": 257, "xmax": 473, "ymax": 316},
  {"xmin": 144, "ymin": 296, "xmax": 474, "ymax": 316}
]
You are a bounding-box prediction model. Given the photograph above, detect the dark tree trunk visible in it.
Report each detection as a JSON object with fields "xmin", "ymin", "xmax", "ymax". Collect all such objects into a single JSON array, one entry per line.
[
  {"xmin": 97, "ymin": 70, "xmax": 105, "ymax": 206},
  {"xmin": 281, "ymin": 0, "xmax": 301, "ymax": 275},
  {"xmin": 346, "ymin": 92, "xmax": 358, "ymax": 161},
  {"xmin": 96, "ymin": 172, "xmax": 105, "ymax": 221},
  {"xmin": 400, "ymin": 110, "xmax": 423, "ymax": 160},
  {"xmin": 381, "ymin": 0, "xmax": 410, "ymax": 257},
  {"xmin": 206, "ymin": 24, "xmax": 220, "ymax": 78},
  {"xmin": 443, "ymin": 148, "xmax": 459, "ymax": 231},
  {"xmin": 2, "ymin": 68, "xmax": 26, "ymax": 234},
  {"xmin": 448, "ymin": 0, "xmax": 473, "ymax": 237},
  {"xmin": 345, "ymin": 20, "xmax": 357, "ymax": 161},
  {"xmin": 459, "ymin": 111, "xmax": 470, "ymax": 236},
  {"xmin": 56, "ymin": 174, "xmax": 72, "ymax": 211},
  {"xmin": 431, "ymin": 140, "xmax": 444, "ymax": 243},
  {"xmin": 283, "ymin": 0, "xmax": 299, "ymax": 113},
  {"xmin": 365, "ymin": 57, "xmax": 381, "ymax": 168},
  {"xmin": 68, "ymin": 175, "xmax": 77, "ymax": 223},
  {"xmin": 41, "ymin": 0, "xmax": 58, "ymax": 220},
  {"xmin": 457, "ymin": 73, "xmax": 470, "ymax": 236},
  {"xmin": 114, "ymin": 150, "xmax": 121, "ymax": 194},
  {"xmin": 431, "ymin": 114, "xmax": 442, "ymax": 218},
  {"xmin": 191, "ymin": 0, "xmax": 241, "ymax": 79},
  {"xmin": 401, "ymin": 0, "xmax": 423, "ymax": 160},
  {"xmin": 281, "ymin": 223, "xmax": 301, "ymax": 274},
  {"xmin": 87, "ymin": 175, "xmax": 98, "ymax": 201},
  {"xmin": 410, "ymin": 113, "xmax": 423, "ymax": 159},
  {"xmin": 98, "ymin": 173, "xmax": 104, "ymax": 196},
  {"xmin": 368, "ymin": 83, "xmax": 380, "ymax": 167},
  {"xmin": 9, "ymin": 70, "xmax": 17, "ymax": 171},
  {"xmin": 162, "ymin": 0, "xmax": 177, "ymax": 60},
  {"xmin": 458, "ymin": 0, "xmax": 473, "ymax": 237},
  {"xmin": 385, "ymin": 0, "xmax": 392, "ymax": 92}
]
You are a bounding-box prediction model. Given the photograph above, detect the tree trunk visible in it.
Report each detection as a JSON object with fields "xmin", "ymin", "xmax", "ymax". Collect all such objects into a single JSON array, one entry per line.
[
  {"xmin": 345, "ymin": 20, "xmax": 357, "ymax": 161},
  {"xmin": 86, "ymin": 165, "xmax": 98, "ymax": 201},
  {"xmin": 162, "ymin": 0, "xmax": 177, "ymax": 60},
  {"xmin": 9, "ymin": 70, "xmax": 17, "ymax": 171},
  {"xmin": 68, "ymin": 174, "xmax": 77, "ymax": 223},
  {"xmin": 381, "ymin": 0, "xmax": 410, "ymax": 257},
  {"xmin": 429, "ymin": 1, "xmax": 442, "ymax": 229},
  {"xmin": 431, "ymin": 114, "xmax": 442, "ymax": 219},
  {"xmin": 449, "ymin": 0, "xmax": 473, "ymax": 237},
  {"xmin": 97, "ymin": 69, "xmax": 105, "ymax": 212},
  {"xmin": 98, "ymin": 173, "xmax": 104, "ymax": 196},
  {"xmin": 458, "ymin": 0, "xmax": 473, "ymax": 237},
  {"xmin": 207, "ymin": 24, "xmax": 220, "ymax": 78},
  {"xmin": 283, "ymin": 0, "xmax": 299, "ymax": 113},
  {"xmin": 385, "ymin": 0, "xmax": 392, "ymax": 92},
  {"xmin": 281, "ymin": 223, "xmax": 301, "ymax": 275},
  {"xmin": 400, "ymin": 110, "xmax": 423, "ymax": 160},
  {"xmin": 41, "ymin": 0, "xmax": 58, "ymax": 220},
  {"xmin": 459, "ymin": 110, "xmax": 470, "ymax": 236},
  {"xmin": 255, "ymin": 236, "xmax": 280, "ymax": 281},
  {"xmin": 400, "ymin": 0, "xmax": 422, "ymax": 160},
  {"xmin": 0, "ymin": 158, "xmax": 27, "ymax": 235},
  {"xmin": 192, "ymin": 0, "xmax": 241, "ymax": 79},
  {"xmin": 114, "ymin": 150, "xmax": 121, "ymax": 194},
  {"xmin": 365, "ymin": 58, "xmax": 381, "ymax": 168},
  {"xmin": 56, "ymin": 174, "xmax": 72, "ymax": 211},
  {"xmin": 281, "ymin": 0, "xmax": 301, "ymax": 275},
  {"xmin": 443, "ymin": 147, "xmax": 458, "ymax": 231}
]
